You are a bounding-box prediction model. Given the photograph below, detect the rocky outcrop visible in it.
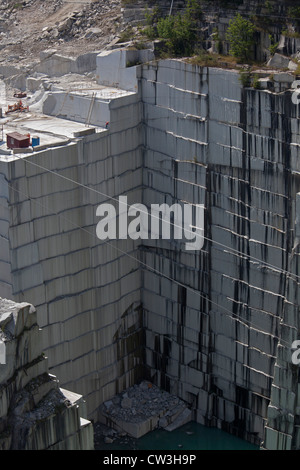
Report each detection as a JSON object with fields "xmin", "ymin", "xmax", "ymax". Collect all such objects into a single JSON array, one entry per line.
[{"xmin": 0, "ymin": 298, "xmax": 94, "ymax": 450}]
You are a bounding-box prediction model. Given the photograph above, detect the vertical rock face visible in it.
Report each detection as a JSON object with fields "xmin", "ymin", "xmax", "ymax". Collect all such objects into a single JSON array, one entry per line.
[
  {"xmin": 122, "ymin": 0, "xmax": 299, "ymax": 61},
  {"xmin": 0, "ymin": 53, "xmax": 299, "ymax": 449},
  {"xmin": 263, "ymin": 199, "xmax": 300, "ymax": 449},
  {"xmin": 140, "ymin": 59, "xmax": 300, "ymax": 447},
  {"xmin": 0, "ymin": 173, "xmax": 12, "ymax": 300},
  {"xmin": 0, "ymin": 298, "xmax": 94, "ymax": 450},
  {"xmin": 0, "ymin": 92, "xmax": 145, "ymax": 419}
]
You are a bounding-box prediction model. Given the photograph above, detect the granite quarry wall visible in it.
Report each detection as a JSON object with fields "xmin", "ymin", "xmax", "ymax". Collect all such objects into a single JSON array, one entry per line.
[
  {"xmin": 0, "ymin": 298, "xmax": 94, "ymax": 450},
  {"xmin": 139, "ymin": 59, "xmax": 300, "ymax": 448},
  {"xmin": 0, "ymin": 87, "xmax": 145, "ymax": 419},
  {"xmin": 0, "ymin": 53, "xmax": 299, "ymax": 449}
]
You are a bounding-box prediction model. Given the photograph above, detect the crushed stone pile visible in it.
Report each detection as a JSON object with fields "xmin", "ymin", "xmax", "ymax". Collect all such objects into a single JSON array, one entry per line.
[{"xmin": 98, "ymin": 380, "xmax": 192, "ymax": 439}]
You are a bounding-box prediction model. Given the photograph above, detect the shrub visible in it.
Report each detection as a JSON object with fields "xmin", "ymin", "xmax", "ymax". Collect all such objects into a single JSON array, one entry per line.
[
  {"xmin": 239, "ymin": 68, "xmax": 252, "ymax": 87},
  {"xmin": 281, "ymin": 28, "xmax": 300, "ymax": 39},
  {"xmin": 143, "ymin": 6, "xmax": 160, "ymax": 39},
  {"xmin": 265, "ymin": 1, "xmax": 273, "ymax": 13},
  {"xmin": 118, "ymin": 26, "xmax": 134, "ymax": 43},
  {"xmin": 288, "ymin": 7, "xmax": 300, "ymax": 28},
  {"xmin": 226, "ymin": 14, "xmax": 255, "ymax": 62},
  {"xmin": 268, "ymin": 34, "xmax": 279, "ymax": 56},
  {"xmin": 212, "ymin": 28, "xmax": 223, "ymax": 54},
  {"xmin": 156, "ymin": 0, "xmax": 202, "ymax": 57},
  {"xmin": 288, "ymin": 6, "xmax": 300, "ymax": 20},
  {"xmin": 252, "ymin": 74, "xmax": 260, "ymax": 89}
]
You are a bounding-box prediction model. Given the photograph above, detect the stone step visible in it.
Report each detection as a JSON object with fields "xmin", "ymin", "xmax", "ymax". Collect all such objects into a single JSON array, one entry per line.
[{"xmin": 165, "ymin": 408, "xmax": 193, "ymax": 432}]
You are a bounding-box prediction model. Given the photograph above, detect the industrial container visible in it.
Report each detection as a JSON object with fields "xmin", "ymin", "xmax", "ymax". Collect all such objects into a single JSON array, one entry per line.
[
  {"xmin": 6, "ymin": 132, "xmax": 30, "ymax": 150},
  {"xmin": 31, "ymin": 136, "xmax": 40, "ymax": 147}
]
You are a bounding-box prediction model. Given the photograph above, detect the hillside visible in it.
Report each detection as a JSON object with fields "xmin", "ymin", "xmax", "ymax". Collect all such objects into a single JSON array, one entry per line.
[{"xmin": 0, "ymin": 0, "xmax": 122, "ymax": 67}]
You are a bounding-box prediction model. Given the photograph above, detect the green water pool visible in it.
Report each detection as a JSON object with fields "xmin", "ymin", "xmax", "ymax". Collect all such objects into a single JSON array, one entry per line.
[{"xmin": 96, "ymin": 421, "xmax": 259, "ymax": 451}]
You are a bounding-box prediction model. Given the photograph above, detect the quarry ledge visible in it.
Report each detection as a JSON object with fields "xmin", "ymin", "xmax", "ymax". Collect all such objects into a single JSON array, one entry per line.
[{"xmin": 0, "ymin": 116, "xmax": 106, "ymax": 161}]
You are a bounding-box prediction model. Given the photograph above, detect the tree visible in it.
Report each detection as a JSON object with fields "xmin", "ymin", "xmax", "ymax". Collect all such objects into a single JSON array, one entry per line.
[
  {"xmin": 226, "ymin": 14, "xmax": 255, "ymax": 62},
  {"xmin": 156, "ymin": 0, "xmax": 202, "ymax": 57}
]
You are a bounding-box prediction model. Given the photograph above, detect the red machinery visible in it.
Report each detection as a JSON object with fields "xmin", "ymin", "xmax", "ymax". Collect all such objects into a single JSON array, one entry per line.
[{"xmin": 5, "ymin": 100, "xmax": 29, "ymax": 115}]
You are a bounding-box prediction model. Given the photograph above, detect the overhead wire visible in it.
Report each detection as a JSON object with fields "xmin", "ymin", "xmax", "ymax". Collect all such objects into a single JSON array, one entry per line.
[
  {"xmin": 8, "ymin": 130, "xmax": 300, "ymax": 284},
  {"xmin": 2, "ymin": 68, "xmax": 298, "ymax": 283},
  {"xmin": 4, "ymin": 179, "xmax": 296, "ymax": 350},
  {"xmin": 1, "ymin": 134, "xmax": 298, "ymax": 349},
  {"xmin": 0, "ymin": 22, "xmax": 299, "ymax": 351}
]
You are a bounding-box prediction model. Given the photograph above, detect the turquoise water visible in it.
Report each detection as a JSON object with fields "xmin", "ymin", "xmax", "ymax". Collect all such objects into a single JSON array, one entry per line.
[{"xmin": 97, "ymin": 421, "xmax": 259, "ymax": 451}]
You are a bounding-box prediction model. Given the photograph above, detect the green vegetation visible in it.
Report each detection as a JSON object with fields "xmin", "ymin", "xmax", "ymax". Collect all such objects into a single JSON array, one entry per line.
[
  {"xmin": 126, "ymin": 59, "xmax": 142, "ymax": 67},
  {"xmin": 156, "ymin": 14, "xmax": 194, "ymax": 56},
  {"xmin": 212, "ymin": 28, "xmax": 223, "ymax": 54},
  {"xmin": 281, "ymin": 28, "xmax": 300, "ymax": 39},
  {"xmin": 268, "ymin": 34, "xmax": 279, "ymax": 56},
  {"xmin": 265, "ymin": 1, "xmax": 272, "ymax": 12},
  {"xmin": 238, "ymin": 68, "xmax": 252, "ymax": 87},
  {"xmin": 295, "ymin": 63, "xmax": 300, "ymax": 76},
  {"xmin": 238, "ymin": 69, "xmax": 263, "ymax": 89},
  {"xmin": 288, "ymin": 6, "xmax": 300, "ymax": 20},
  {"xmin": 144, "ymin": 0, "xmax": 203, "ymax": 57},
  {"xmin": 143, "ymin": 6, "xmax": 161, "ymax": 39},
  {"xmin": 118, "ymin": 26, "xmax": 134, "ymax": 43},
  {"xmin": 287, "ymin": 6, "xmax": 300, "ymax": 28},
  {"xmin": 188, "ymin": 51, "xmax": 238, "ymax": 68},
  {"xmin": 10, "ymin": 2, "xmax": 23, "ymax": 11},
  {"xmin": 226, "ymin": 14, "xmax": 255, "ymax": 62},
  {"xmin": 132, "ymin": 40, "xmax": 148, "ymax": 50},
  {"xmin": 252, "ymin": 74, "xmax": 260, "ymax": 89},
  {"xmin": 122, "ymin": 0, "xmax": 298, "ymax": 68},
  {"xmin": 249, "ymin": 13, "xmax": 272, "ymax": 29}
]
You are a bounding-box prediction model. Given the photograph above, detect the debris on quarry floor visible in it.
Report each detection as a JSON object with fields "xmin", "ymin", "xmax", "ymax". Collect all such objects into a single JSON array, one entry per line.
[{"xmin": 98, "ymin": 381, "xmax": 192, "ymax": 439}]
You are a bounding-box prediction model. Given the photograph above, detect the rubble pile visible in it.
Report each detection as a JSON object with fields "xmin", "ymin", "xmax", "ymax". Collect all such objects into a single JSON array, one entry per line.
[
  {"xmin": 38, "ymin": 1, "xmax": 122, "ymax": 43},
  {"xmin": 99, "ymin": 381, "xmax": 192, "ymax": 439},
  {"xmin": 0, "ymin": 0, "xmax": 123, "ymax": 63}
]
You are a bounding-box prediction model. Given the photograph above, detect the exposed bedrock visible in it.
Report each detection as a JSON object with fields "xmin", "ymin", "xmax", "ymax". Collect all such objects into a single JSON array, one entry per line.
[
  {"xmin": 0, "ymin": 55, "xmax": 299, "ymax": 449},
  {"xmin": 0, "ymin": 298, "xmax": 94, "ymax": 450}
]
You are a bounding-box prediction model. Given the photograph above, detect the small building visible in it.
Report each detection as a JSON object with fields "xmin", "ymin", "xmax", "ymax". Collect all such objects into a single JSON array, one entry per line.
[{"xmin": 6, "ymin": 132, "xmax": 30, "ymax": 150}]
